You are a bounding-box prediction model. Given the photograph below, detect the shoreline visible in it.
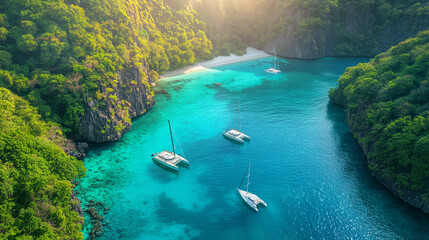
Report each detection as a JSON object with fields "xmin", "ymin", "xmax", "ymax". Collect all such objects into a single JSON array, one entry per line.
[{"xmin": 159, "ymin": 47, "xmax": 270, "ymax": 79}]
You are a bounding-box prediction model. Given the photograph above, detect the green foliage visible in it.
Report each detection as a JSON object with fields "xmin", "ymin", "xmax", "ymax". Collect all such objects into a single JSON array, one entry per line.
[
  {"xmin": 0, "ymin": 0, "xmax": 212, "ymax": 135},
  {"xmin": 0, "ymin": 87, "xmax": 85, "ymax": 239},
  {"xmin": 330, "ymin": 31, "xmax": 429, "ymax": 198},
  {"xmin": 17, "ymin": 34, "xmax": 38, "ymax": 52},
  {"xmin": 0, "ymin": 27, "xmax": 7, "ymax": 41}
]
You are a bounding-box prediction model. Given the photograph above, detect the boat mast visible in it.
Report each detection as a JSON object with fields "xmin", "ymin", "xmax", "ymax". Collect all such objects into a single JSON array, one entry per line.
[
  {"xmin": 245, "ymin": 163, "xmax": 251, "ymax": 193},
  {"xmin": 273, "ymin": 48, "xmax": 276, "ymax": 68},
  {"xmin": 238, "ymin": 101, "xmax": 241, "ymax": 132},
  {"xmin": 168, "ymin": 120, "xmax": 175, "ymax": 156}
]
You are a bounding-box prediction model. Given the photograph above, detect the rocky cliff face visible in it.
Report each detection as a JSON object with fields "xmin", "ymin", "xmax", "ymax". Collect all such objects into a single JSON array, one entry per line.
[
  {"xmin": 265, "ymin": 6, "xmax": 429, "ymax": 59},
  {"xmin": 348, "ymin": 119, "xmax": 429, "ymax": 214},
  {"xmin": 264, "ymin": 21, "xmax": 336, "ymax": 59},
  {"xmin": 371, "ymin": 167, "xmax": 429, "ymax": 213},
  {"xmin": 80, "ymin": 67, "xmax": 154, "ymax": 142}
]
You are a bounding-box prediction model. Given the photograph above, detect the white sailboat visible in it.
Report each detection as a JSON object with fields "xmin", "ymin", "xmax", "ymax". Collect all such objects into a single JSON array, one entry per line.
[
  {"xmin": 237, "ymin": 163, "xmax": 267, "ymax": 212},
  {"xmin": 265, "ymin": 49, "xmax": 281, "ymax": 74},
  {"xmin": 223, "ymin": 101, "xmax": 251, "ymax": 143},
  {"xmin": 152, "ymin": 120, "xmax": 189, "ymax": 171}
]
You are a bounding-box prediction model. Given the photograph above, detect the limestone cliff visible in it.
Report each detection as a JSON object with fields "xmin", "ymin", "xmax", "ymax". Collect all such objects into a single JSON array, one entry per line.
[
  {"xmin": 80, "ymin": 67, "xmax": 154, "ymax": 142},
  {"xmin": 264, "ymin": 4, "xmax": 429, "ymax": 59}
]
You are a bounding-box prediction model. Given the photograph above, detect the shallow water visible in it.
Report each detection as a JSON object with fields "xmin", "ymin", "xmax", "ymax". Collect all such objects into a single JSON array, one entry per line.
[{"xmin": 77, "ymin": 57, "xmax": 429, "ymax": 240}]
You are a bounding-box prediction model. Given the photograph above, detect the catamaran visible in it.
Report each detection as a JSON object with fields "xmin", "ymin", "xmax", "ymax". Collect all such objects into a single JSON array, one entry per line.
[
  {"xmin": 152, "ymin": 120, "xmax": 189, "ymax": 171},
  {"xmin": 237, "ymin": 163, "xmax": 267, "ymax": 212},
  {"xmin": 223, "ymin": 101, "xmax": 251, "ymax": 143},
  {"xmin": 265, "ymin": 49, "xmax": 281, "ymax": 74}
]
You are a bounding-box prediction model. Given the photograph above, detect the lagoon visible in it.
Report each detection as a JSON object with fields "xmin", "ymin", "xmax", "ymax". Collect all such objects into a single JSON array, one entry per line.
[{"xmin": 77, "ymin": 57, "xmax": 429, "ymax": 239}]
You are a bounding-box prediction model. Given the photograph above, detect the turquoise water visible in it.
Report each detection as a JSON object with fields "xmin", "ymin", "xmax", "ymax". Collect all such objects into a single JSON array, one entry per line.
[{"xmin": 77, "ymin": 57, "xmax": 429, "ymax": 239}]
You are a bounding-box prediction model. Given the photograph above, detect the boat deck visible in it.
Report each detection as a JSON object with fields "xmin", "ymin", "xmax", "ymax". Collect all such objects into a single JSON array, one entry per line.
[
  {"xmin": 223, "ymin": 129, "xmax": 251, "ymax": 143},
  {"xmin": 237, "ymin": 189, "xmax": 267, "ymax": 212},
  {"xmin": 246, "ymin": 191, "xmax": 267, "ymax": 207},
  {"xmin": 265, "ymin": 67, "xmax": 280, "ymax": 73},
  {"xmin": 152, "ymin": 150, "xmax": 189, "ymax": 171}
]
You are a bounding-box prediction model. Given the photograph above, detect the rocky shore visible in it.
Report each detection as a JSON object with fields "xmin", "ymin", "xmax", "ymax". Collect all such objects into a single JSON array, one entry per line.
[{"xmin": 351, "ymin": 132, "xmax": 429, "ymax": 214}]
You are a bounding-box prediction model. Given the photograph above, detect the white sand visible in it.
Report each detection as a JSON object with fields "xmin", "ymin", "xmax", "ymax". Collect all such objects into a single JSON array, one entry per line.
[{"xmin": 159, "ymin": 47, "xmax": 270, "ymax": 79}]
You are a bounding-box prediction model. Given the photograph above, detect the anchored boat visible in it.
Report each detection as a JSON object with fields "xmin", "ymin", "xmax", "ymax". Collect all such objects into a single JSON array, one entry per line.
[
  {"xmin": 265, "ymin": 49, "xmax": 281, "ymax": 74},
  {"xmin": 223, "ymin": 101, "xmax": 251, "ymax": 143},
  {"xmin": 152, "ymin": 120, "xmax": 189, "ymax": 171},
  {"xmin": 237, "ymin": 163, "xmax": 267, "ymax": 212},
  {"xmin": 223, "ymin": 129, "xmax": 250, "ymax": 143}
]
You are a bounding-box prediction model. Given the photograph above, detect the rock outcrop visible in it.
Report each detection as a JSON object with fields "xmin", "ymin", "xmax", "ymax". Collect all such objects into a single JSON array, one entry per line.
[
  {"xmin": 80, "ymin": 66, "xmax": 154, "ymax": 142},
  {"xmin": 264, "ymin": 20, "xmax": 336, "ymax": 59},
  {"xmin": 67, "ymin": 142, "xmax": 89, "ymax": 160},
  {"xmin": 372, "ymin": 168, "xmax": 429, "ymax": 214},
  {"xmin": 265, "ymin": 5, "xmax": 429, "ymax": 59},
  {"xmin": 71, "ymin": 190, "xmax": 84, "ymax": 217}
]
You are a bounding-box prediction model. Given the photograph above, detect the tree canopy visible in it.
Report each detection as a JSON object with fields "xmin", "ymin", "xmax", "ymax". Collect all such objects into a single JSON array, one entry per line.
[
  {"xmin": 330, "ymin": 30, "xmax": 429, "ymax": 202},
  {"xmin": 0, "ymin": 87, "xmax": 86, "ymax": 239}
]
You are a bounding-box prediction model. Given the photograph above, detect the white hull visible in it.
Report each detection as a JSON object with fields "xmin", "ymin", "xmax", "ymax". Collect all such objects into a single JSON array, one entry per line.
[
  {"xmin": 237, "ymin": 188, "xmax": 267, "ymax": 212},
  {"xmin": 152, "ymin": 150, "xmax": 189, "ymax": 171},
  {"xmin": 265, "ymin": 68, "xmax": 281, "ymax": 74},
  {"xmin": 223, "ymin": 129, "xmax": 250, "ymax": 143}
]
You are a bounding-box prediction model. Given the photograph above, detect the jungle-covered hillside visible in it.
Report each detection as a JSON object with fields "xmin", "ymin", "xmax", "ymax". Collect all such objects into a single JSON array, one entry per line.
[
  {"xmin": 0, "ymin": 87, "xmax": 86, "ymax": 239},
  {"xmin": 0, "ymin": 0, "xmax": 212, "ymax": 137},
  {"xmin": 330, "ymin": 30, "xmax": 429, "ymax": 212}
]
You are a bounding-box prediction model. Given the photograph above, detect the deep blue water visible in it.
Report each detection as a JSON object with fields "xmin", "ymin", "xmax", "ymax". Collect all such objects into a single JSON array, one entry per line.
[{"xmin": 77, "ymin": 57, "xmax": 429, "ymax": 239}]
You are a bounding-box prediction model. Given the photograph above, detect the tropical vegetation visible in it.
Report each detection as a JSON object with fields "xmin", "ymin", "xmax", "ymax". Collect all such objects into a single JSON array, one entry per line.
[
  {"xmin": 0, "ymin": 87, "xmax": 86, "ymax": 239},
  {"xmin": 330, "ymin": 30, "xmax": 429, "ymax": 203},
  {"xmin": 0, "ymin": 0, "xmax": 212, "ymax": 135}
]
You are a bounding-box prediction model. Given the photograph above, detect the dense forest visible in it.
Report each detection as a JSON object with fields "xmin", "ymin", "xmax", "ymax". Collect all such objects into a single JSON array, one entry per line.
[
  {"xmin": 0, "ymin": 87, "xmax": 86, "ymax": 239},
  {"xmin": 329, "ymin": 30, "xmax": 429, "ymax": 211},
  {"xmin": 0, "ymin": 0, "xmax": 212, "ymax": 138},
  {"xmin": 194, "ymin": 0, "xmax": 429, "ymax": 58}
]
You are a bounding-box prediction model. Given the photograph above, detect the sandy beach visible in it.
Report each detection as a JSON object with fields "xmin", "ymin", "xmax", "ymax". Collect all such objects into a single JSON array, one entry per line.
[{"xmin": 159, "ymin": 47, "xmax": 270, "ymax": 79}]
